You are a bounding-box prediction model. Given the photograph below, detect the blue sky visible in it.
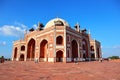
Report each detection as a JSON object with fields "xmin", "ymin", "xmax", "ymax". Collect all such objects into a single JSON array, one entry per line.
[{"xmin": 0, "ymin": 0, "xmax": 120, "ymax": 58}]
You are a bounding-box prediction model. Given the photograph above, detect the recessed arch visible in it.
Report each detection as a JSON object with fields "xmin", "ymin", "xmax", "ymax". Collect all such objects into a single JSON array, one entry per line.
[
  {"xmin": 90, "ymin": 46, "xmax": 94, "ymax": 51},
  {"xmin": 14, "ymin": 47, "xmax": 17, "ymax": 59},
  {"xmin": 56, "ymin": 50, "xmax": 63, "ymax": 62},
  {"xmin": 56, "ymin": 36, "xmax": 63, "ymax": 45},
  {"xmin": 20, "ymin": 54, "xmax": 24, "ymax": 61},
  {"xmin": 82, "ymin": 39, "xmax": 88, "ymax": 58},
  {"xmin": 91, "ymin": 54, "xmax": 95, "ymax": 58},
  {"xmin": 97, "ymin": 48, "xmax": 100, "ymax": 58},
  {"xmin": 71, "ymin": 40, "xmax": 78, "ymax": 61},
  {"xmin": 40, "ymin": 39, "xmax": 48, "ymax": 59},
  {"xmin": 27, "ymin": 38, "xmax": 35, "ymax": 60}
]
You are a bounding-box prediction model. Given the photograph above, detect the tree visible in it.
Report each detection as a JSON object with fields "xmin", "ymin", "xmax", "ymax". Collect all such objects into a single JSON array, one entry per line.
[
  {"xmin": 108, "ymin": 56, "xmax": 119, "ymax": 59},
  {"xmin": 0, "ymin": 56, "xmax": 4, "ymax": 63}
]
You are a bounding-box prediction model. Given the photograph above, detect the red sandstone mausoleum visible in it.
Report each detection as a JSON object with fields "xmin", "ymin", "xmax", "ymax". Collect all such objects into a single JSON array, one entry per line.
[{"xmin": 12, "ymin": 18, "xmax": 102, "ymax": 62}]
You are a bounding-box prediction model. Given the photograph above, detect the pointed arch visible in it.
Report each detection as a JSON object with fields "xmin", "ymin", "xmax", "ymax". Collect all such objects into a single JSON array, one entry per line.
[
  {"xmin": 82, "ymin": 39, "xmax": 88, "ymax": 58},
  {"xmin": 20, "ymin": 54, "xmax": 24, "ymax": 61},
  {"xmin": 91, "ymin": 54, "xmax": 95, "ymax": 58},
  {"xmin": 97, "ymin": 48, "xmax": 100, "ymax": 58},
  {"xmin": 14, "ymin": 47, "xmax": 17, "ymax": 59},
  {"xmin": 90, "ymin": 46, "xmax": 94, "ymax": 51},
  {"xmin": 40, "ymin": 39, "xmax": 48, "ymax": 59},
  {"xmin": 27, "ymin": 38, "xmax": 35, "ymax": 60},
  {"xmin": 56, "ymin": 50, "xmax": 63, "ymax": 62},
  {"xmin": 90, "ymin": 46, "xmax": 95, "ymax": 59},
  {"xmin": 71, "ymin": 40, "xmax": 78, "ymax": 61}
]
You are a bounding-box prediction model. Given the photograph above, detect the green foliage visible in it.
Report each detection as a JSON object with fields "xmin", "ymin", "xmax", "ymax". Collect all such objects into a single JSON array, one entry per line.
[
  {"xmin": 0, "ymin": 56, "xmax": 4, "ymax": 58},
  {"xmin": 108, "ymin": 56, "xmax": 119, "ymax": 59}
]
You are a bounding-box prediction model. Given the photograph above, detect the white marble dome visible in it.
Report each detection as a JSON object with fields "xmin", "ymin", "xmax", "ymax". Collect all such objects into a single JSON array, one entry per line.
[{"xmin": 44, "ymin": 18, "xmax": 70, "ymax": 29}]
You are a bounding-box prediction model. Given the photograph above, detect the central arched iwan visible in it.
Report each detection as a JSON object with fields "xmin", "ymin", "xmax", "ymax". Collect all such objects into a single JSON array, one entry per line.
[{"xmin": 71, "ymin": 40, "xmax": 78, "ymax": 61}]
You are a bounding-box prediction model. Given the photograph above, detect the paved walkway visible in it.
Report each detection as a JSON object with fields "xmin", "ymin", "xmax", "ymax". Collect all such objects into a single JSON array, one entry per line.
[{"xmin": 0, "ymin": 61, "xmax": 120, "ymax": 80}]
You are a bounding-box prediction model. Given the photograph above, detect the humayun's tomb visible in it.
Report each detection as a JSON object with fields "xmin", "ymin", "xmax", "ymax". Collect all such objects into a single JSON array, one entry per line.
[{"xmin": 12, "ymin": 18, "xmax": 102, "ymax": 62}]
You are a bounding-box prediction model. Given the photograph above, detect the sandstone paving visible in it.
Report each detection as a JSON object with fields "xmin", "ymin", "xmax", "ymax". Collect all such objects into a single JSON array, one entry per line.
[{"xmin": 0, "ymin": 61, "xmax": 120, "ymax": 80}]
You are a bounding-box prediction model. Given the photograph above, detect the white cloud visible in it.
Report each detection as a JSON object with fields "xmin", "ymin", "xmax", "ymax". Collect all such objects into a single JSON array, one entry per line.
[
  {"xmin": 33, "ymin": 24, "xmax": 37, "ymax": 29},
  {"xmin": 14, "ymin": 22, "xmax": 27, "ymax": 29},
  {"xmin": 0, "ymin": 23, "xmax": 27, "ymax": 37},
  {"xmin": 113, "ymin": 45, "xmax": 120, "ymax": 49},
  {"xmin": 0, "ymin": 41, "xmax": 6, "ymax": 46},
  {"xmin": 3, "ymin": 41, "xmax": 6, "ymax": 45}
]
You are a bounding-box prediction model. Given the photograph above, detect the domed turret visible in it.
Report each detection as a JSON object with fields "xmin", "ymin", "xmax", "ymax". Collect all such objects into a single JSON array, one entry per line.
[{"xmin": 44, "ymin": 18, "xmax": 70, "ymax": 29}]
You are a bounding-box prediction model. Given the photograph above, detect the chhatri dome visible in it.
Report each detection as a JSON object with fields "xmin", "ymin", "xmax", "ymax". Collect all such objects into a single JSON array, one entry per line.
[{"xmin": 44, "ymin": 18, "xmax": 70, "ymax": 29}]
